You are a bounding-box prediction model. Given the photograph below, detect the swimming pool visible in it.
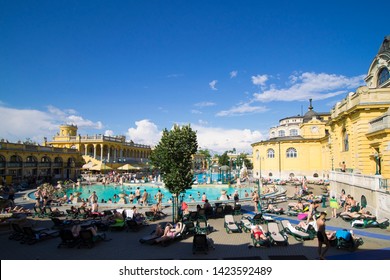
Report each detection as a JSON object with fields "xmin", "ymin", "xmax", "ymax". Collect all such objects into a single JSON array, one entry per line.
[{"xmin": 54, "ymin": 183, "xmax": 255, "ymax": 204}]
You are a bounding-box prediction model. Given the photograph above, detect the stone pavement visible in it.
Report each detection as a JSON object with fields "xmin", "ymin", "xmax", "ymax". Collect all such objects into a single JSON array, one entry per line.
[{"xmin": 1, "ymin": 185, "xmax": 390, "ymax": 260}]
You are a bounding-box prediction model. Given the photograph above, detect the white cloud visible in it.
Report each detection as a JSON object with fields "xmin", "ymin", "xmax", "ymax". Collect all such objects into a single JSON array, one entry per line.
[
  {"xmin": 0, "ymin": 105, "xmax": 104, "ymax": 143},
  {"xmin": 104, "ymin": 130, "xmax": 114, "ymax": 136},
  {"xmin": 125, "ymin": 119, "xmax": 263, "ymax": 153},
  {"xmin": 216, "ymin": 103, "xmax": 269, "ymax": 117},
  {"xmin": 126, "ymin": 119, "xmax": 162, "ymax": 146},
  {"xmin": 251, "ymin": 74, "xmax": 269, "ymax": 86},
  {"xmin": 253, "ymin": 72, "xmax": 365, "ymax": 102},
  {"xmin": 194, "ymin": 102, "xmax": 216, "ymax": 107},
  {"xmin": 191, "ymin": 110, "xmax": 202, "ymax": 114},
  {"xmin": 193, "ymin": 124, "xmax": 263, "ymax": 153},
  {"xmin": 167, "ymin": 73, "xmax": 184, "ymax": 78},
  {"xmin": 209, "ymin": 80, "xmax": 218, "ymax": 90},
  {"xmin": 230, "ymin": 70, "xmax": 238, "ymax": 78}
]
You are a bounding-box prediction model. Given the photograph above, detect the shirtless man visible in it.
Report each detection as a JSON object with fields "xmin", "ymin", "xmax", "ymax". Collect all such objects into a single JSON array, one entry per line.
[
  {"xmin": 316, "ymin": 212, "xmax": 330, "ymax": 260},
  {"xmin": 252, "ymin": 191, "xmax": 259, "ymax": 211},
  {"xmin": 135, "ymin": 187, "xmax": 141, "ymax": 204}
]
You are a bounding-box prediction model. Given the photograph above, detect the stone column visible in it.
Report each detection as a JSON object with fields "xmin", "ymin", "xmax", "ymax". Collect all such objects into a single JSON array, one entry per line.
[
  {"xmin": 93, "ymin": 144, "xmax": 97, "ymax": 159},
  {"xmin": 101, "ymin": 144, "xmax": 104, "ymax": 161},
  {"xmin": 107, "ymin": 146, "xmax": 111, "ymax": 162}
]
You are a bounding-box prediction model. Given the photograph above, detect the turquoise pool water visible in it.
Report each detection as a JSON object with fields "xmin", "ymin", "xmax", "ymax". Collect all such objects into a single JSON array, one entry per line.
[{"xmin": 41, "ymin": 183, "xmax": 254, "ymax": 204}]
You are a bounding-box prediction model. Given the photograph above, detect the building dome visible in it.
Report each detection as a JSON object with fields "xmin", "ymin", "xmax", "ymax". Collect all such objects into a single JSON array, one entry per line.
[{"xmin": 303, "ymin": 99, "xmax": 320, "ymax": 123}]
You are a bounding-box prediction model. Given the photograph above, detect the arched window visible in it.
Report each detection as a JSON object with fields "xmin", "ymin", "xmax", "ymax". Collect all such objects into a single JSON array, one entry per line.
[
  {"xmin": 26, "ymin": 156, "xmax": 37, "ymax": 162},
  {"xmin": 278, "ymin": 130, "xmax": 285, "ymax": 137},
  {"xmin": 267, "ymin": 149, "xmax": 275, "ymax": 158},
  {"xmin": 290, "ymin": 129, "xmax": 298, "ymax": 136},
  {"xmin": 268, "ymin": 172, "xmax": 273, "ymax": 177},
  {"xmin": 271, "ymin": 131, "xmax": 275, "ymax": 138},
  {"xmin": 378, "ymin": 67, "xmax": 389, "ymax": 86},
  {"xmin": 41, "ymin": 156, "xmax": 51, "ymax": 162},
  {"xmin": 343, "ymin": 129, "xmax": 349, "ymax": 152},
  {"xmin": 286, "ymin": 147, "xmax": 297, "ymax": 158},
  {"xmin": 313, "ymin": 173, "xmax": 319, "ymax": 178}
]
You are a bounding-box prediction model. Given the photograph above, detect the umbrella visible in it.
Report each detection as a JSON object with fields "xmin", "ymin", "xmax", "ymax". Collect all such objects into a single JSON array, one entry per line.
[
  {"xmin": 81, "ymin": 161, "xmax": 94, "ymax": 170},
  {"xmin": 117, "ymin": 163, "xmax": 141, "ymax": 171},
  {"xmin": 89, "ymin": 164, "xmax": 112, "ymax": 171}
]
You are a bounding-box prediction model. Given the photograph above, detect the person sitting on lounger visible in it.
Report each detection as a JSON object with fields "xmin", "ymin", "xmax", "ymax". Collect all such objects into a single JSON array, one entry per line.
[
  {"xmin": 161, "ymin": 222, "xmax": 182, "ymax": 239},
  {"xmin": 292, "ymin": 199, "xmax": 304, "ymax": 211},
  {"xmin": 251, "ymin": 225, "xmax": 268, "ymax": 241},
  {"xmin": 71, "ymin": 224, "xmax": 98, "ymax": 237}
]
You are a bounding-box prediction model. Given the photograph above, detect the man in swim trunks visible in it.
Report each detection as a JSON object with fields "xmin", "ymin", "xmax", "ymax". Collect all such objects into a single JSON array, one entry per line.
[
  {"xmin": 251, "ymin": 225, "xmax": 267, "ymax": 241},
  {"xmin": 316, "ymin": 212, "xmax": 330, "ymax": 259}
]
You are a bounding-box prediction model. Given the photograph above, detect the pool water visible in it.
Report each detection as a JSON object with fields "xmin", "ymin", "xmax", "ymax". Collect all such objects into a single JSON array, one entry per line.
[{"xmin": 61, "ymin": 183, "xmax": 253, "ymax": 204}]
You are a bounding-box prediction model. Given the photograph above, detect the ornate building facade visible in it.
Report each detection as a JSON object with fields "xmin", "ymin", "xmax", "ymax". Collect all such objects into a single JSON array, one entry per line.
[
  {"xmin": 252, "ymin": 35, "xmax": 390, "ymax": 217},
  {"xmin": 252, "ymin": 100, "xmax": 331, "ymax": 180},
  {"xmin": 46, "ymin": 125, "xmax": 152, "ymax": 169}
]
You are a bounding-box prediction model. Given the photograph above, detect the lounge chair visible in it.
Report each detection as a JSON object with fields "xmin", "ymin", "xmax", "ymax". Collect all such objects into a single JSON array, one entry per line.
[
  {"xmin": 351, "ymin": 218, "xmax": 389, "ymax": 229},
  {"xmin": 339, "ymin": 212, "xmax": 364, "ymax": 222},
  {"xmin": 58, "ymin": 229, "xmax": 80, "ymax": 248},
  {"xmin": 192, "ymin": 234, "xmax": 210, "ymax": 254},
  {"xmin": 214, "ymin": 205, "xmax": 224, "ymax": 218},
  {"xmin": 139, "ymin": 228, "xmax": 164, "ymax": 244},
  {"xmin": 43, "ymin": 206, "xmax": 64, "ymax": 218},
  {"xmin": 195, "ymin": 217, "xmax": 210, "ymax": 235},
  {"xmin": 126, "ymin": 218, "xmax": 144, "ymax": 232},
  {"xmin": 267, "ymin": 222, "xmax": 288, "ymax": 246},
  {"xmin": 182, "ymin": 220, "xmax": 196, "ymax": 237},
  {"xmin": 109, "ymin": 219, "xmax": 126, "ymax": 231},
  {"xmin": 9, "ymin": 223, "xmax": 26, "ymax": 241},
  {"xmin": 32, "ymin": 206, "xmax": 44, "ymax": 218},
  {"xmin": 244, "ymin": 213, "xmax": 275, "ymax": 225},
  {"xmin": 154, "ymin": 222, "xmax": 186, "ymax": 246},
  {"xmin": 78, "ymin": 229, "xmax": 106, "ymax": 248},
  {"xmin": 331, "ymin": 229, "xmax": 364, "ymax": 251},
  {"xmin": 224, "ymin": 205, "xmax": 233, "ymax": 215},
  {"xmin": 224, "ymin": 214, "xmax": 241, "ymax": 233},
  {"xmin": 51, "ymin": 217, "xmax": 75, "ymax": 230},
  {"xmin": 145, "ymin": 211, "xmax": 159, "ymax": 221},
  {"xmin": 281, "ymin": 220, "xmax": 314, "ymax": 241},
  {"xmin": 250, "ymin": 225, "xmax": 271, "ymax": 248},
  {"xmin": 21, "ymin": 226, "xmax": 59, "ymax": 245},
  {"xmin": 77, "ymin": 207, "xmax": 89, "ymax": 219},
  {"xmin": 240, "ymin": 216, "xmax": 253, "ymax": 233},
  {"xmin": 197, "ymin": 209, "xmax": 207, "ymax": 220},
  {"xmin": 187, "ymin": 211, "xmax": 198, "ymax": 222},
  {"xmin": 233, "ymin": 204, "xmax": 242, "ymax": 215}
]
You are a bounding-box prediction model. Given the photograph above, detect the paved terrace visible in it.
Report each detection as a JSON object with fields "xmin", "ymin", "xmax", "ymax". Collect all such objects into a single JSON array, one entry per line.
[{"xmin": 1, "ymin": 184, "xmax": 390, "ymax": 260}]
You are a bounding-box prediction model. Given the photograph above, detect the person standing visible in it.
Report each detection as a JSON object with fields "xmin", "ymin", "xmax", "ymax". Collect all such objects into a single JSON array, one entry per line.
[
  {"xmin": 316, "ymin": 212, "xmax": 330, "ymax": 260},
  {"xmin": 252, "ymin": 191, "xmax": 259, "ymax": 212},
  {"xmin": 155, "ymin": 189, "xmax": 163, "ymax": 210}
]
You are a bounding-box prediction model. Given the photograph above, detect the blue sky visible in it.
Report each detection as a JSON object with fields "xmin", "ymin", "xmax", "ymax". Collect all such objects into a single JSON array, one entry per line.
[{"xmin": 1, "ymin": 0, "xmax": 389, "ymax": 153}]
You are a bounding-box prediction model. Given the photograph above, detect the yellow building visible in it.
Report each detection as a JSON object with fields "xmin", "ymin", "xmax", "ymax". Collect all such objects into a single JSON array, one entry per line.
[
  {"xmin": 46, "ymin": 124, "xmax": 152, "ymax": 169},
  {"xmin": 0, "ymin": 141, "xmax": 82, "ymax": 183},
  {"xmin": 252, "ymin": 35, "xmax": 390, "ymax": 218},
  {"xmin": 252, "ymin": 100, "xmax": 331, "ymax": 180}
]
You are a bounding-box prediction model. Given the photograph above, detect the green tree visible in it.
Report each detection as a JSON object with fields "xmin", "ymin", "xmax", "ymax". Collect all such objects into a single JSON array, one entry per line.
[
  {"xmin": 150, "ymin": 124, "xmax": 198, "ymax": 222},
  {"xmin": 218, "ymin": 151, "xmax": 230, "ymax": 166}
]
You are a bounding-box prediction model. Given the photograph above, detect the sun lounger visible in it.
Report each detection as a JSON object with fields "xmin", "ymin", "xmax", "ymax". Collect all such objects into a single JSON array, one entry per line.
[
  {"xmin": 58, "ymin": 229, "xmax": 80, "ymax": 248},
  {"xmin": 250, "ymin": 225, "xmax": 271, "ymax": 248},
  {"xmin": 192, "ymin": 234, "xmax": 210, "ymax": 254},
  {"xmin": 339, "ymin": 212, "xmax": 364, "ymax": 222},
  {"xmin": 224, "ymin": 214, "xmax": 241, "ymax": 233},
  {"xmin": 78, "ymin": 229, "xmax": 106, "ymax": 248},
  {"xmin": 267, "ymin": 222, "xmax": 288, "ymax": 246},
  {"xmin": 351, "ymin": 218, "xmax": 389, "ymax": 229},
  {"xmin": 154, "ymin": 222, "xmax": 186, "ymax": 246},
  {"xmin": 195, "ymin": 217, "xmax": 210, "ymax": 235},
  {"xmin": 281, "ymin": 220, "xmax": 314, "ymax": 241},
  {"xmin": 240, "ymin": 216, "xmax": 253, "ymax": 233},
  {"xmin": 21, "ymin": 226, "xmax": 59, "ymax": 245}
]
